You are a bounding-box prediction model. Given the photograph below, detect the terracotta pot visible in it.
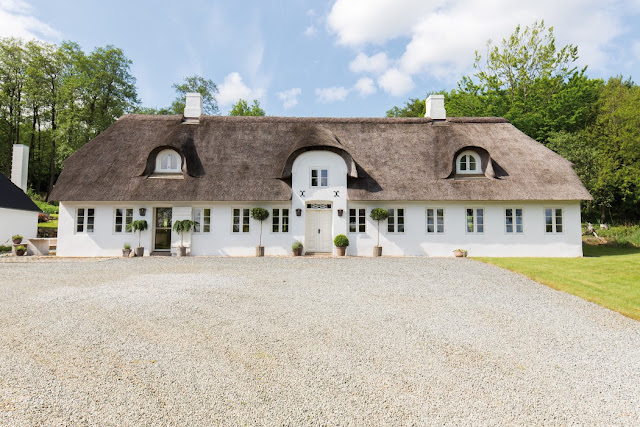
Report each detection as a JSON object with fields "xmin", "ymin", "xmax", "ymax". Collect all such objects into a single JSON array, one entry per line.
[
  {"xmin": 15, "ymin": 248, "xmax": 26, "ymax": 256},
  {"xmin": 292, "ymin": 247, "xmax": 302, "ymax": 256},
  {"xmin": 12, "ymin": 238, "xmax": 22, "ymax": 245},
  {"xmin": 256, "ymin": 246, "xmax": 264, "ymax": 257},
  {"xmin": 134, "ymin": 247, "xmax": 145, "ymax": 257},
  {"xmin": 373, "ymin": 246, "xmax": 382, "ymax": 257},
  {"xmin": 122, "ymin": 249, "xmax": 132, "ymax": 257},
  {"xmin": 453, "ymin": 250, "xmax": 465, "ymax": 258},
  {"xmin": 336, "ymin": 246, "xmax": 346, "ymax": 256},
  {"xmin": 177, "ymin": 246, "xmax": 187, "ymax": 257}
]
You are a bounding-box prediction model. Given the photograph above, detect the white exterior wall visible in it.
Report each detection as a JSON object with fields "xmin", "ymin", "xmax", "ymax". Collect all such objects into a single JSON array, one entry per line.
[{"xmin": 0, "ymin": 207, "xmax": 38, "ymax": 245}]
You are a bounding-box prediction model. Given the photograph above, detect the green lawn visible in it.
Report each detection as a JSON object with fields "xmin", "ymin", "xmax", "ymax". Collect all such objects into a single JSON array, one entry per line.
[{"xmin": 476, "ymin": 245, "xmax": 640, "ymax": 321}]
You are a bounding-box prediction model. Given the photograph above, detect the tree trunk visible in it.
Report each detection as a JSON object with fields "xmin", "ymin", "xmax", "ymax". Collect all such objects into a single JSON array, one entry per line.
[
  {"xmin": 600, "ymin": 204, "xmax": 606, "ymax": 224},
  {"xmin": 46, "ymin": 103, "xmax": 56, "ymax": 199}
]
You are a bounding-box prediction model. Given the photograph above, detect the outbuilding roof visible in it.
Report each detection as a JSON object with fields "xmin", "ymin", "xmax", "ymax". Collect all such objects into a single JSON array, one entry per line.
[
  {"xmin": 0, "ymin": 173, "xmax": 40, "ymax": 212},
  {"xmin": 49, "ymin": 115, "xmax": 592, "ymax": 202}
]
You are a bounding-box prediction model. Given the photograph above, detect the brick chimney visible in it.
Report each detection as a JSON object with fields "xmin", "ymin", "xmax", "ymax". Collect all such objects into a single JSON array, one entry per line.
[
  {"xmin": 425, "ymin": 94, "xmax": 446, "ymax": 120},
  {"xmin": 11, "ymin": 144, "xmax": 29, "ymax": 192}
]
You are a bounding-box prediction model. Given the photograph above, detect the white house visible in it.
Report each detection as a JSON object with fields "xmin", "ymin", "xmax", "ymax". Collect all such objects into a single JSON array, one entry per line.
[
  {"xmin": 0, "ymin": 145, "xmax": 39, "ymax": 246},
  {"xmin": 50, "ymin": 94, "xmax": 591, "ymax": 257}
]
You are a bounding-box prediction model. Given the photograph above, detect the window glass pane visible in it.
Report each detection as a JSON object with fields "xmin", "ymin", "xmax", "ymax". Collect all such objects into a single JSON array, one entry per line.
[
  {"xmin": 242, "ymin": 209, "xmax": 250, "ymax": 232},
  {"xmin": 320, "ymin": 170, "xmax": 328, "ymax": 186},
  {"xmin": 506, "ymin": 223, "xmax": 513, "ymax": 233},
  {"xmin": 282, "ymin": 209, "xmax": 289, "ymax": 232},
  {"xmin": 460, "ymin": 155, "xmax": 467, "ymax": 171},
  {"xmin": 311, "ymin": 170, "xmax": 317, "ymax": 177},
  {"xmin": 349, "ymin": 209, "xmax": 356, "ymax": 233},
  {"xmin": 476, "ymin": 209, "xmax": 483, "ymax": 233},
  {"xmin": 204, "ymin": 209, "xmax": 211, "ymax": 233},
  {"xmin": 194, "ymin": 209, "xmax": 202, "ymax": 232},
  {"xmin": 272, "ymin": 209, "xmax": 279, "ymax": 232},
  {"xmin": 170, "ymin": 155, "xmax": 177, "ymax": 170},
  {"xmin": 161, "ymin": 155, "xmax": 168, "ymax": 169},
  {"xmin": 426, "ymin": 209, "xmax": 434, "ymax": 233},
  {"xmin": 437, "ymin": 210, "xmax": 444, "ymax": 233},
  {"xmin": 387, "ymin": 209, "xmax": 395, "ymax": 232},
  {"xmin": 466, "ymin": 209, "xmax": 474, "ymax": 232},
  {"xmin": 469, "ymin": 156, "xmax": 476, "ymax": 170}
]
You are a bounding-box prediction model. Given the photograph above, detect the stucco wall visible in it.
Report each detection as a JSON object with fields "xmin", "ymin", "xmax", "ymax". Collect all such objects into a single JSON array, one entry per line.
[{"xmin": 0, "ymin": 207, "xmax": 38, "ymax": 246}]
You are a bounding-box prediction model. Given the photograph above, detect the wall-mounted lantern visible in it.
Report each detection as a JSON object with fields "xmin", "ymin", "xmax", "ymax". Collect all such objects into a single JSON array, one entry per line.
[
  {"xmin": 139, "ymin": 208, "xmax": 147, "ymax": 216},
  {"xmin": 296, "ymin": 208, "xmax": 302, "ymax": 216},
  {"xmin": 337, "ymin": 209, "xmax": 344, "ymax": 217}
]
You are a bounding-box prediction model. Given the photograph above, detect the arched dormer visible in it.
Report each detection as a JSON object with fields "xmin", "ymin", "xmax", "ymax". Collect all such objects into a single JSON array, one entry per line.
[
  {"xmin": 456, "ymin": 150, "xmax": 481, "ymax": 174},
  {"xmin": 155, "ymin": 149, "xmax": 182, "ymax": 173}
]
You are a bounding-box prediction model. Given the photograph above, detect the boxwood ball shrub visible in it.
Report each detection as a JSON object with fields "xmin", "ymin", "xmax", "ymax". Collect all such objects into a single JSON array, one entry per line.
[
  {"xmin": 333, "ymin": 234, "xmax": 349, "ymax": 247},
  {"xmin": 292, "ymin": 241, "xmax": 303, "ymax": 250}
]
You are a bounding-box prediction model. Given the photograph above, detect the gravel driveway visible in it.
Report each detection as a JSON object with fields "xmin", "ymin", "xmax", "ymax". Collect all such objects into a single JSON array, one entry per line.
[{"xmin": 0, "ymin": 257, "xmax": 638, "ymax": 425}]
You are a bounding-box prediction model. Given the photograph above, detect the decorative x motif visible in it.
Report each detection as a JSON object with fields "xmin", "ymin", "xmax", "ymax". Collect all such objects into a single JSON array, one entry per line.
[
  {"xmin": 334, "ymin": 191, "xmax": 340, "ymax": 197},
  {"xmin": 299, "ymin": 190, "xmax": 306, "ymax": 197}
]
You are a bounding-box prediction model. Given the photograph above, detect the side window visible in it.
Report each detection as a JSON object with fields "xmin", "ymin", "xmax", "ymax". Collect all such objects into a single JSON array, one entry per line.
[
  {"xmin": 505, "ymin": 208, "xmax": 523, "ymax": 233},
  {"xmin": 426, "ymin": 208, "xmax": 445, "ymax": 233},
  {"xmin": 272, "ymin": 208, "xmax": 290, "ymax": 233},
  {"xmin": 545, "ymin": 208, "xmax": 563, "ymax": 233},
  {"xmin": 456, "ymin": 151, "xmax": 481, "ymax": 174},
  {"xmin": 387, "ymin": 208, "xmax": 405, "ymax": 233},
  {"xmin": 76, "ymin": 208, "xmax": 95, "ymax": 234},
  {"xmin": 349, "ymin": 208, "xmax": 366, "ymax": 233},
  {"xmin": 114, "ymin": 208, "xmax": 133, "ymax": 233},
  {"xmin": 310, "ymin": 169, "xmax": 328, "ymax": 187},
  {"xmin": 232, "ymin": 208, "xmax": 250, "ymax": 233},
  {"xmin": 155, "ymin": 149, "xmax": 181, "ymax": 173},
  {"xmin": 193, "ymin": 208, "xmax": 211, "ymax": 233},
  {"xmin": 466, "ymin": 208, "xmax": 484, "ymax": 233}
]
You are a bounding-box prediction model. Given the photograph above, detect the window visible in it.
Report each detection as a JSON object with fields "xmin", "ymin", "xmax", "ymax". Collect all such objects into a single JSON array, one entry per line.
[
  {"xmin": 154, "ymin": 149, "xmax": 181, "ymax": 173},
  {"xmin": 193, "ymin": 208, "xmax": 211, "ymax": 233},
  {"xmin": 466, "ymin": 208, "xmax": 484, "ymax": 233},
  {"xmin": 426, "ymin": 208, "xmax": 445, "ymax": 233},
  {"xmin": 272, "ymin": 208, "xmax": 290, "ymax": 233},
  {"xmin": 310, "ymin": 169, "xmax": 328, "ymax": 187},
  {"xmin": 505, "ymin": 208, "xmax": 523, "ymax": 233},
  {"xmin": 349, "ymin": 208, "xmax": 366, "ymax": 233},
  {"xmin": 545, "ymin": 208, "xmax": 563, "ymax": 233},
  {"xmin": 456, "ymin": 150, "xmax": 481, "ymax": 174},
  {"xmin": 76, "ymin": 208, "xmax": 95, "ymax": 234},
  {"xmin": 232, "ymin": 208, "xmax": 250, "ymax": 233},
  {"xmin": 387, "ymin": 208, "xmax": 405, "ymax": 233},
  {"xmin": 114, "ymin": 208, "xmax": 133, "ymax": 233}
]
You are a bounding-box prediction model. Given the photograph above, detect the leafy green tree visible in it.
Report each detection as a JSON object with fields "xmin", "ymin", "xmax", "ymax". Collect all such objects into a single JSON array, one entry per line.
[
  {"xmin": 386, "ymin": 98, "xmax": 425, "ymax": 117},
  {"xmin": 169, "ymin": 75, "xmax": 218, "ymax": 115},
  {"xmin": 229, "ymin": 99, "xmax": 265, "ymax": 116}
]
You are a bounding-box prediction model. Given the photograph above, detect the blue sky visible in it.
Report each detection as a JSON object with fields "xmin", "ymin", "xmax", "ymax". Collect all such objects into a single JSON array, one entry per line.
[{"xmin": 1, "ymin": 0, "xmax": 639, "ymax": 117}]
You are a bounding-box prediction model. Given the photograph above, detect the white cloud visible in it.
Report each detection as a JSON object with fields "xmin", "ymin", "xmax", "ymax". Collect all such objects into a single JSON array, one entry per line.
[
  {"xmin": 278, "ymin": 88, "xmax": 302, "ymax": 109},
  {"xmin": 217, "ymin": 72, "xmax": 264, "ymax": 107},
  {"xmin": 304, "ymin": 25, "xmax": 317, "ymax": 36},
  {"xmin": 0, "ymin": 0, "xmax": 61, "ymax": 40},
  {"xmin": 354, "ymin": 77, "xmax": 376, "ymax": 96},
  {"xmin": 328, "ymin": 0, "xmax": 638, "ymax": 82},
  {"xmin": 378, "ymin": 69, "xmax": 414, "ymax": 96},
  {"xmin": 349, "ymin": 52, "xmax": 389, "ymax": 74},
  {"xmin": 315, "ymin": 86, "xmax": 350, "ymax": 103}
]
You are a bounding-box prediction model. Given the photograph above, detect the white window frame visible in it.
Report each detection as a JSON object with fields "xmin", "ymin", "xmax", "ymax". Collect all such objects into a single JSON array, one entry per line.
[
  {"xmin": 113, "ymin": 207, "xmax": 134, "ymax": 234},
  {"xmin": 544, "ymin": 208, "xmax": 564, "ymax": 234},
  {"xmin": 387, "ymin": 208, "xmax": 405, "ymax": 234},
  {"xmin": 456, "ymin": 150, "xmax": 481, "ymax": 174},
  {"xmin": 155, "ymin": 149, "xmax": 182, "ymax": 173},
  {"xmin": 232, "ymin": 208, "xmax": 250, "ymax": 233},
  {"xmin": 426, "ymin": 207, "xmax": 445, "ymax": 234},
  {"xmin": 505, "ymin": 207, "xmax": 524, "ymax": 234},
  {"xmin": 193, "ymin": 208, "xmax": 212, "ymax": 233},
  {"xmin": 271, "ymin": 208, "xmax": 290, "ymax": 233},
  {"xmin": 310, "ymin": 168, "xmax": 328, "ymax": 188},
  {"xmin": 465, "ymin": 207, "xmax": 485, "ymax": 234},
  {"xmin": 76, "ymin": 207, "xmax": 96, "ymax": 234},
  {"xmin": 348, "ymin": 208, "xmax": 367, "ymax": 233}
]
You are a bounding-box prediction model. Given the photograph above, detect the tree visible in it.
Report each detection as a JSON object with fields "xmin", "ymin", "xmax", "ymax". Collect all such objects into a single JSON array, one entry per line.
[
  {"xmin": 127, "ymin": 219, "xmax": 148, "ymax": 248},
  {"xmin": 250, "ymin": 207, "xmax": 269, "ymax": 249},
  {"xmin": 229, "ymin": 99, "xmax": 265, "ymax": 116},
  {"xmin": 173, "ymin": 219, "xmax": 198, "ymax": 248},
  {"xmin": 370, "ymin": 208, "xmax": 390, "ymax": 247},
  {"xmin": 169, "ymin": 75, "xmax": 218, "ymax": 115}
]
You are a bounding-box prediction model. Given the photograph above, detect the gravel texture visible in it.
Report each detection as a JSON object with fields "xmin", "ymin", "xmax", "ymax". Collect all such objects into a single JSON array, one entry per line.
[{"xmin": 0, "ymin": 257, "xmax": 639, "ymax": 426}]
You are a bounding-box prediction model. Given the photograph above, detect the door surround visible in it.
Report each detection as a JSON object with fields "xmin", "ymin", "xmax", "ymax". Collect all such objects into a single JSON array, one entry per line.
[
  {"xmin": 305, "ymin": 202, "xmax": 333, "ymax": 253},
  {"xmin": 153, "ymin": 207, "xmax": 172, "ymax": 251}
]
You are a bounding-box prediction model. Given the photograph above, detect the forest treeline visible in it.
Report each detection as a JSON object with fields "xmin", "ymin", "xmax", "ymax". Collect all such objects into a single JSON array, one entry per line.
[{"xmin": 387, "ymin": 22, "xmax": 640, "ymax": 223}]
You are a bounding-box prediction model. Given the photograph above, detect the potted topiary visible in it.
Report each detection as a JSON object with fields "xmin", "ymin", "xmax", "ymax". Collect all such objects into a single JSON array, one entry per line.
[
  {"xmin": 12, "ymin": 234, "xmax": 23, "ymax": 245},
  {"xmin": 122, "ymin": 243, "xmax": 132, "ymax": 257},
  {"xmin": 173, "ymin": 219, "xmax": 198, "ymax": 257},
  {"xmin": 250, "ymin": 207, "xmax": 269, "ymax": 257},
  {"xmin": 334, "ymin": 234, "xmax": 349, "ymax": 256},
  {"xmin": 453, "ymin": 249, "xmax": 468, "ymax": 258},
  {"xmin": 15, "ymin": 245, "xmax": 27, "ymax": 256},
  {"xmin": 292, "ymin": 241, "xmax": 303, "ymax": 256},
  {"xmin": 127, "ymin": 219, "xmax": 148, "ymax": 257},
  {"xmin": 370, "ymin": 208, "xmax": 390, "ymax": 257}
]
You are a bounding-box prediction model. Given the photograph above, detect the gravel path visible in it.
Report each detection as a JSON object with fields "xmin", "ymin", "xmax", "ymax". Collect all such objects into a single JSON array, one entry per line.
[{"xmin": 0, "ymin": 257, "xmax": 638, "ymax": 425}]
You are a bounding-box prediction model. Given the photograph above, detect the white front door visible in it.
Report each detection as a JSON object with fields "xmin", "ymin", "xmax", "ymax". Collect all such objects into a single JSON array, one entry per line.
[{"xmin": 305, "ymin": 209, "xmax": 333, "ymax": 252}]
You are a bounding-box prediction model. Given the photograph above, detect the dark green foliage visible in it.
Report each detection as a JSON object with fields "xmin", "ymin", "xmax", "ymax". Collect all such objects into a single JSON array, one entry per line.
[
  {"xmin": 292, "ymin": 241, "xmax": 303, "ymax": 250},
  {"xmin": 127, "ymin": 219, "xmax": 148, "ymax": 247},
  {"xmin": 370, "ymin": 208, "xmax": 390, "ymax": 221},
  {"xmin": 173, "ymin": 219, "xmax": 198, "ymax": 247},
  {"xmin": 0, "ymin": 245, "xmax": 10, "ymax": 253},
  {"xmin": 169, "ymin": 75, "xmax": 218, "ymax": 115},
  {"xmin": 333, "ymin": 234, "xmax": 349, "ymax": 247}
]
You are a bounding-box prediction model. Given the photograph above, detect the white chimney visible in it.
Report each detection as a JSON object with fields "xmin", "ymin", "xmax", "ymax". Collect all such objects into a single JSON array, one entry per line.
[
  {"xmin": 425, "ymin": 94, "xmax": 446, "ymax": 120},
  {"xmin": 184, "ymin": 93, "xmax": 203, "ymax": 119},
  {"xmin": 11, "ymin": 144, "xmax": 29, "ymax": 193}
]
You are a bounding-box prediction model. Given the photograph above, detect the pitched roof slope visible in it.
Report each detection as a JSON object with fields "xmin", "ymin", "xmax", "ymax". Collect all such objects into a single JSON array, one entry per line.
[
  {"xmin": 49, "ymin": 115, "xmax": 591, "ymax": 202},
  {"xmin": 0, "ymin": 173, "xmax": 40, "ymax": 212}
]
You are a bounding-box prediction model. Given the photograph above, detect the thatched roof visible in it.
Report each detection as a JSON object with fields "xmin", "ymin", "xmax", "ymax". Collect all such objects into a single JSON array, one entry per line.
[
  {"xmin": 50, "ymin": 115, "xmax": 591, "ymax": 202},
  {"xmin": 0, "ymin": 173, "xmax": 40, "ymax": 212}
]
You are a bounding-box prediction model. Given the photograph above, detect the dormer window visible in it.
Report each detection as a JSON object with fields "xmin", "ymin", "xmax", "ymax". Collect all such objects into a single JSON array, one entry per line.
[
  {"xmin": 456, "ymin": 150, "xmax": 481, "ymax": 174},
  {"xmin": 155, "ymin": 149, "xmax": 182, "ymax": 174}
]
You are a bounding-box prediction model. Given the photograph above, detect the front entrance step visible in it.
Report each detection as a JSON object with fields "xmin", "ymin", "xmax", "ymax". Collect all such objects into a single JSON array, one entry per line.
[
  {"xmin": 150, "ymin": 251, "xmax": 172, "ymax": 257},
  {"xmin": 304, "ymin": 252, "xmax": 333, "ymax": 258}
]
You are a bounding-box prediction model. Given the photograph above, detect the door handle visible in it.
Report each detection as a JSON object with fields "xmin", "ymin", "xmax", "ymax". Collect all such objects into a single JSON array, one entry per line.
[{"xmin": 318, "ymin": 229, "xmax": 320, "ymax": 234}]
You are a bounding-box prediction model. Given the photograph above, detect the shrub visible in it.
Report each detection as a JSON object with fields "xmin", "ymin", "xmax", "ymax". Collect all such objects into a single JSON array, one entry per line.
[
  {"xmin": 16, "ymin": 245, "xmax": 26, "ymax": 251},
  {"xmin": 0, "ymin": 245, "xmax": 11, "ymax": 253},
  {"xmin": 35, "ymin": 201, "xmax": 59, "ymax": 215},
  {"xmin": 370, "ymin": 208, "xmax": 390, "ymax": 246},
  {"xmin": 38, "ymin": 213, "xmax": 50, "ymax": 223},
  {"xmin": 292, "ymin": 241, "xmax": 303, "ymax": 250},
  {"xmin": 127, "ymin": 220, "xmax": 148, "ymax": 247},
  {"xmin": 333, "ymin": 234, "xmax": 349, "ymax": 247},
  {"xmin": 123, "ymin": 243, "xmax": 131, "ymax": 250},
  {"xmin": 12, "ymin": 234, "xmax": 23, "ymax": 241}
]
